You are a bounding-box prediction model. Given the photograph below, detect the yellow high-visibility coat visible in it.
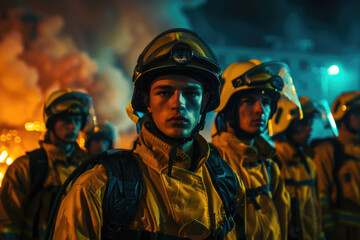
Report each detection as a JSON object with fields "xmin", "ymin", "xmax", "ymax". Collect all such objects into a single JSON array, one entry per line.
[
  {"xmin": 314, "ymin": 129, "xmax": 360, "ymax": 239},
  {"xmin": 275, "ymin": 141, "xmax": 323, "ymax": 240},
  {"xmin": 0, "ymin": 142, "xmax": 88, "ymax": 240},
  {"xmin": 53, "ymin": 125, "xmax": 247, "ymax": 240},
  {"xmin": 212, "ymin": 131, "xmax": 290, "ymax": 240}
]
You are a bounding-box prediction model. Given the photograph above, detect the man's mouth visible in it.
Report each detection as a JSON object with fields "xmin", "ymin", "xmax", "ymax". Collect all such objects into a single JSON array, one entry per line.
[
  {"xmin": 252, "ymin": 119, "xmax": 265, "ymax": 125},
  {"xmin": 167, "ymin": 116, "xmax": 189, "ymax": 125}
]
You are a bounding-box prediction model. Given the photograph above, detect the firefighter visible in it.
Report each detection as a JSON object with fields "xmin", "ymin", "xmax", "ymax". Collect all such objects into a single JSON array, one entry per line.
[
  {"xmin": 84, "ymin": 123, "xmax": 115, "ymax": 155},
  {"xmin": 268, "ymin": 96, "xmax": 323, "ymax": 239},
  {"xmin": 0, "ymin": 88, "xmax": 91, "ymax": 239},
  {"xmin": 52, "ymin": 28, "xmax": 246, "ymax": 240},
  {"xmin": 211, "ymin": 59, "xmax": 298, "ymax": 239},
  {"xmin": 313, "ymin": 91, "xmax": 360, "ymax": 239}
]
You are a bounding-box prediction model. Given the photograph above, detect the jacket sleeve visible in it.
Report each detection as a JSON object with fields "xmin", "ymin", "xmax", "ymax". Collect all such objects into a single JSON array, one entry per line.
[
  {"xmin": 270, "ymin": 160, "xmax": 290, "ymax": 240},
  {"xmin": 0, "ymin": 156, "xmax": 30, "ymax": 240},
  {"xmin": 53, "ymin": 167, "xmax": 107, "ymax": 240},
  {"xmin": 313, "ymin": 142, "xmax": 336, "ymax": 232}
]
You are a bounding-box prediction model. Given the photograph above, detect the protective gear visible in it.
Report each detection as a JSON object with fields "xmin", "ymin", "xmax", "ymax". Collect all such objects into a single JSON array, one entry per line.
[
  {"xmin": 44, "ymin": 88, "xmax": 92, "ymax": 129},
  {"xmin": 53, "ymin": 124, "xmax": 246, "ymax": 240},
  {"xmin": 211, "ymin": 132, "xmax": 290, "ymax": 240},
  {"xmin": 312, "ymin": 99, "xmax": 339, "ymax": 137},
  {"xmin": 269, "ymin": 96, "xmax": 318, "ymax": 136},
  {"xmin": 314, "ymin": 128, "xmax": 360, "ymax": 239},
  {"xmin": 331, "ymin": 91, "xmax": 360, "ymax": 122},
  {"xmin": 0, "ymin": 142, "xmax": 88, "ymax": 239},
  {"xmin": 84, "ymin": 123, "xmax": 115, "ymax": 149},
  {"xmin": 216, "ymin": 60, "xmax": 301, "ymax": 116},
  {"xmin": 131, "ymin": 28, "xmax": 222, "ymax": 113},
  {"xmin": 274, "ymin": 141, "xmax": 323, "ymax": 240}
]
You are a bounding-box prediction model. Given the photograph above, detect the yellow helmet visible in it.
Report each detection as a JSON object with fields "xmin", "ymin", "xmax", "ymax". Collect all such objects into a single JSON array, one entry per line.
[
  {"xmin": 216, "ymin": 60, "xmax": 301, "ymax": 116},
  {"xmin": 84, "ymin": 123, "xmax": 115, "ymax": 149},
  {"xmin": 131, "ymin": 28, "xmax": 222, "ymax": 113},
  {"xmin": 268, "ymin": 96, "xmax": 314, "ymax": 136},
  {"xmin": 331, "ymin": 91, "xmax": 360, "ymax": 121},
  {"xmin": 43, "ymin": 88, "xmax": 92, "ymax": 129}
]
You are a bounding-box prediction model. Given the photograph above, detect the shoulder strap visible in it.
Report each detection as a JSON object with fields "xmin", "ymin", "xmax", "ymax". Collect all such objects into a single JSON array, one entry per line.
[
  {"xmin": 26, "ymin": 148, "xmax": 48, "ymax": 201},
  {"xmin": 207, "ymin": 144, "xmax": 247, "ymax": 240},
  {"xmin": 100, "ymin": 150, "xmax": 143, "ymax": 240}
]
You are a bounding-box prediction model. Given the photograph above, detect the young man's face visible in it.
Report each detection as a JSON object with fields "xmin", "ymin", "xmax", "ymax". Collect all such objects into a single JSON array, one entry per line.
[
  {"xmin": 88, "ymin": 138, "xmax": 111, "ymax": 156},
  {"xmin": 237, "ymin": 93, "xmax": 272, "ymax": 135},
  {"xmin": 146, "ymin": 75, "xmax": 205, "ymax": 139},
  {"xmin": 348, "ymin": 108, "xmax": 360, "ymax": 133},
  {"xmin": 290, "ymin": 117, "xmax": 313, "ymax": 146},
  {"xmin": 52, "ymin": 114, "xmax": 82, "ymax": 144}
]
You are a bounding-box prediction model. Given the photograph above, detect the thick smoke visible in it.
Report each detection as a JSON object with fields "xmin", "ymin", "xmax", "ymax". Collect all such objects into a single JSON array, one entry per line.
[{"xmin": 0, "ymin": 1, "xmax": 207, "ymax": 149}]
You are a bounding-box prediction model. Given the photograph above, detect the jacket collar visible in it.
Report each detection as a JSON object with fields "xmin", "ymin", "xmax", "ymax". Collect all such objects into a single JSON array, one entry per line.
[
  {"xmin": 40, "ymin": 141, "xmax": 88, "ymax": 164},
  {"xmin": 135, "ymin": 124, "xmax": 210, "ymax": 173},
  {"xmin": 212, "ymin": 131, "xmax": 276, "ymax": 163},
  {"xmin": 337, "ymin": 128, "xmax": 360, "ymax": 145}
]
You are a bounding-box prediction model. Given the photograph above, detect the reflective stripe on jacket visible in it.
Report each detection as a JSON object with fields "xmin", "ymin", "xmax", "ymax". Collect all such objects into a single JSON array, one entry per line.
[
  {"xmin": 212, "ymin": 132, "xmax": 290, "ymax": 240},
  {"xmin": 0, "ymin": 142, "xmax": 88, "ymax": 240},
  {"xmin": 53, "ymin": 125, "xmax": 246, "ymax": 240},
  {"xmin": 275, "ymin": 141, "xmax": 322, "ymax": 240}
]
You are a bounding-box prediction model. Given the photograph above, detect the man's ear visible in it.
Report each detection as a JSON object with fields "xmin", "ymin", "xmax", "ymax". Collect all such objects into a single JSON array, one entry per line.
[
  {"xmin": 143, "ymin": 93, "xmax": 152, "ymax": 113},
  {"xmin": 200, "ymin": 92, "xmax": 210, "ymax": 114}
]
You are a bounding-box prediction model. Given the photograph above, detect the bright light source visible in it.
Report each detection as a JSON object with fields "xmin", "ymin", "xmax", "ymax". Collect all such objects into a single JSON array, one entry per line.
[
  {"xmin": 328, "ymin": 65, "xmax": 340, "ymax": 75},
  {"xmin": 6, "ymin": 157, "xmax": 13, "ymax": 165},
  {"xmin": 0, "ymin": 151, "xmax": 8, "ymax": 163}
]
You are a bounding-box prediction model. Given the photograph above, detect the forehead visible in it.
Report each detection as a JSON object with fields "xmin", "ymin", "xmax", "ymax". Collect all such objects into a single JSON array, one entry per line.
[
  {"xmin": 150, "ymin": 74, "xmax": 203, "ymax": 90},
  {"xmin": 239, "ymin": 92, "xmax": 271, "ymax": 100}
]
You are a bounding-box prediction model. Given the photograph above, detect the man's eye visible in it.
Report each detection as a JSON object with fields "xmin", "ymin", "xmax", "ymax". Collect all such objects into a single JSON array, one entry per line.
[
  {"xmin": 185, "ymin": 91, "xmax": 200, "ymax": 97},
  {"xmin": 262, "ymin": 99, "xmax": 271, "ymax": 106},
  {"xmin": 156, "ymin": 91, "xmax": 170, "ymax": 96}
]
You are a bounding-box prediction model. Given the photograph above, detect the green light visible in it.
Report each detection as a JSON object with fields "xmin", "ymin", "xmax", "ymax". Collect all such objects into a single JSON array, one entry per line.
[{"xmin": 327, "ymin": 65, "xmax": 339, "ymax": 75}]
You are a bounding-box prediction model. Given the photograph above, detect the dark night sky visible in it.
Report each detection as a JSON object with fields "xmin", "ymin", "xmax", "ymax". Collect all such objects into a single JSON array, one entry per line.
[{"xmin": 186, "ymin": 0, "xmax": 360, "ymax": 54}]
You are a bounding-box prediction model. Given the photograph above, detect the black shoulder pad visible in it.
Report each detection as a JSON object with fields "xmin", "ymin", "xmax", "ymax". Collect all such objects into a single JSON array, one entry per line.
[
  {"xmin": 26, "ymin": 148, "xmax": 48, "ymax": 201},
  {"xmin": 100, "ymin": 150, "xmax": 143, "ymax": 240},
  {"xmin": 207, "ymin": 144, "xmax": 238, "ymax": 217}
]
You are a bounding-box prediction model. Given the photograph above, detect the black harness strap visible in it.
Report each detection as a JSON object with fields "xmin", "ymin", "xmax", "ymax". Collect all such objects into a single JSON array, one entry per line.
[
  {"xmin": 244, "ymin": 159, "xmax": 272, "ymax": 211},
  {"xmin": 284, "ymin": 178, "xmax": 316, "ymax": 187}
]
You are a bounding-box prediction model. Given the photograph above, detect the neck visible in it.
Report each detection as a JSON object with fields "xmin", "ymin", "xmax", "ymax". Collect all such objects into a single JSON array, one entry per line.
[
  {"xmin": 49, "ymin": 132, "xmax": 76, "ymax": 156},
  {"xmin": 181, "ymin": 140, "xmax": 194, "ymax": 158},
  {"xmin": 226, "ymin": 123, "xmax": 256, "ymax": 146}
]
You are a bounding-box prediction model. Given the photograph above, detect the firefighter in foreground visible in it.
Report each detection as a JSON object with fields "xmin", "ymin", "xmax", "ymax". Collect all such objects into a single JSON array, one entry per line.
[
  {"xmin": 52, "ymin": 28, "xmax": 246, "ymax": 239},
  {"xmin": 313, "ymin": 91, "xmax": 360, "ymax": 239},
  {"xmin": 84, "ymin": 123, "xmax": 115, "ymax": 155},
  {"xmin": 211, "ymin": 60, "xmax": 296, "ymax": 240},
  {"xmin": 0, "ymin": 88, "xmax": 91, "ymax": 239},
  {"xmin": 269, "ymin": 96, "xmax": 323, "ymax": 239}
]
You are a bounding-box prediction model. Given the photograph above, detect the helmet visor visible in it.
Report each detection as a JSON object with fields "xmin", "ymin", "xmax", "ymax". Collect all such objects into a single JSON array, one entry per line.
[
  {"xmin": 46, "ymin": 92, "xmax": 92, "ymax": 116},
  {"xmin": 313, "ymin": 100, "xmax": 339, "ymax": 136},
  {"xmin": 232, "ymin": 62, "xmax": 302, "ymax": 116}
]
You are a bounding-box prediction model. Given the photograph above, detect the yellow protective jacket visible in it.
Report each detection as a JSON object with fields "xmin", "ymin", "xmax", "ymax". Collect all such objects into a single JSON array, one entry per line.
[
  {"xmin": 211, "ymin": 132, "xmax": 290, "ymax": 240},
  {"xmin": 274, "ymin": 141, "xmax": 322, "ymax": 240},
  {"xmin": 53, "ymin": 125, "xmax": 247, "ymax": 240},
  {"xmin": 314, "ymin": 129, "xmax": 360, "ymax": 238},
  {"xmin": 0, "ymin": 142, "xmax": 88, "ymax": 240}
]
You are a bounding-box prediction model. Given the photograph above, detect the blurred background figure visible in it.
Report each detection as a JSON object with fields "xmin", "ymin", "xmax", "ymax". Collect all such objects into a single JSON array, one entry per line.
[
  {"xmin": 84, "ymin": 123, "xmax": 115, "ymax": 156},
  {"xmin": 0, "ymin": 88, "xmax": 91, "ymax": 240},
  {"xmin": 269, "ymin": 96, "xmax": 324, "ymax": 240},
  {"xmin": 313, "ymin": 91, "xmax": 360, "ymax": 240}
]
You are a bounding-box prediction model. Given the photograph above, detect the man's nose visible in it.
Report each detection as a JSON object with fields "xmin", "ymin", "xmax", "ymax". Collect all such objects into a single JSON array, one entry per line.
[
  {"xmin": 171, "ymin": 90, "xmax": 185, "ymax": 110},
  {"xmin": 254, "ymin": 100, "xmax": 265, "ymax": 113}
]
